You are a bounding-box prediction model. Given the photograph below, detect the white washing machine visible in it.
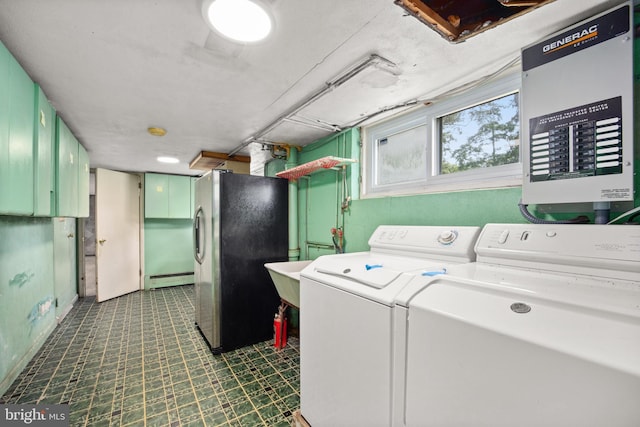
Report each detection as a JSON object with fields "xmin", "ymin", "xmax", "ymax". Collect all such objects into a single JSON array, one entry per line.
[
  {"xmin": 394, "ymin": 223, "xmax": 640, "ymax": 427},
  {"xmin": 299, "ymin": 225, "xmax": 481, "ymax": 427}
]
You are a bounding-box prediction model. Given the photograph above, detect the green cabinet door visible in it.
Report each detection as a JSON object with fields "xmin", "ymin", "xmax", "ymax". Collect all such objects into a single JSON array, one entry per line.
[
  {"xmin": 145, "ymin": 173, "xmax": 169, "ymax": 218},
  {"xmin": 0, "ymin": 43, "xmax": 10, "ymax": 213},
  {"xmin": 34, "ymin": 85, "xmax": 55, "ymax": 216},
  {"xmin": 56, "ymin": 117, "xmax": 79, "ymax": 217},
  {"xmin": 168, "ymin": 175, "xmax": 191, "ymax": 219},
  {"xmin": 190, "ymin": 177, "xmax": 196, "ymax": 218},
  {"xmin": 77, "ymin": 144, "xmax": 90, "ymax": 217},
  {"xmin": 53, "ymin": 217, "xmax": 77, "ymax": 318},
  {"xmin": 145, "ymin": 173, "xmax": 192, "ymax": 219},
  {"xmin": 0, "ymin": 42, "xmax": 34, "ymax": 215}
]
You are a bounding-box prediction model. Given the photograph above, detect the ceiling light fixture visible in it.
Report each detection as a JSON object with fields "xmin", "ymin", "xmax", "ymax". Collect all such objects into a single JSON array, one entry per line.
[
  {"xmin": 148, "ymin": 127, "xmax": 167, "ymax": 136},
  {"xmin": 202, "ymin": 0, "xmax": 273, "ymax": 43},
  {"xmin": 157, "ymin": 156, "xmax": 179, "ymax": 164}
]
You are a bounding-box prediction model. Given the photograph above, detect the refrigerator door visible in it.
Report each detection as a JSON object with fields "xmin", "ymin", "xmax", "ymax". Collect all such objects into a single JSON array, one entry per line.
[{"xmin": 194, "ymin": 171, "xmax": 220, "ymax": 350}]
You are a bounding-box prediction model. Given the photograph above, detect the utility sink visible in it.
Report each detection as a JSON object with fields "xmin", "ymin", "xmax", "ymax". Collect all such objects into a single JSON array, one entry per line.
[{"xmin": 264, "ymin": 260, "xmax": 312, "ymax": 308}]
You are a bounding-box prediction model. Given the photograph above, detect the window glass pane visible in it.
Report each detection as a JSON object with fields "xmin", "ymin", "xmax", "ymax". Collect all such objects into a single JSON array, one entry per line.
[
  {"xmin": 439, "ymin": 93, "xmax": 519, "ymax": 174},
  {"xmin": 375, "ymin": 125, "xmax": 427, "ymax": 186}
]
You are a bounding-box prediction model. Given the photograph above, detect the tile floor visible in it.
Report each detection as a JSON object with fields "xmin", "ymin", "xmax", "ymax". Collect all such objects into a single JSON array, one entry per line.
[{"xmin": 1, "ymin": 285, "xmax": 300, "ymax": 426}]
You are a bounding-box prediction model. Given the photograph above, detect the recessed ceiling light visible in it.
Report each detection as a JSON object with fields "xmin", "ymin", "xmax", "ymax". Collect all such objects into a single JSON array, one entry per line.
[
  {"xmin": 202, "ymin": 0, "xmax": 273, "ymax": 43},
  {"xmin": 157, "ymin": 156, "xmax": 179, "ymax": 164}
]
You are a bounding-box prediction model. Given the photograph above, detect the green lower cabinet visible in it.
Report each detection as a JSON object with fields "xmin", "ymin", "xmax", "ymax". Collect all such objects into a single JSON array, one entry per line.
[
  {"xmin": 0, "ymin": 42, "xmax": 35, "ymax": 215},
  {"xmin": 33, "ymin": 85, "xmax": 55, "ymax": 217},
  {"xmin": 53, "ymin": 217, "xmax": 77, "ymax": 319}
]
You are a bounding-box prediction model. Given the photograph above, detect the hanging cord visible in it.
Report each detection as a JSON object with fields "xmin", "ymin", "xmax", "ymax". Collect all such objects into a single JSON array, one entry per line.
[{"xmin": 518, "ymin": 200, "xmax": 589, "ymax": 224}]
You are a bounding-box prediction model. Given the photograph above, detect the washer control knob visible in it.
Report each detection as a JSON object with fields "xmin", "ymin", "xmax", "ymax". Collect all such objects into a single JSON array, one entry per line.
[
  {"xmin": 498, "ymin": 230, "xmax": 510, "ymax": 244},
  {"xmin": 546, "ymin": 231, "xmax": 557, "ymax": 238},
  {"xmin": 437, "ymin": 230, "xmax": 458, "ymax": 245}
]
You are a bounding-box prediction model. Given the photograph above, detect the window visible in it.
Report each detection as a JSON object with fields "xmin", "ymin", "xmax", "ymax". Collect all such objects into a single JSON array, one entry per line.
[
  {"xmin": 373, "ymin": 115, "xmax": 428, "ymax": 188},
  {"xmin": 439, "ymin": 93, "xmax": 519, "ymax": 174},
  {"xmin": 363, "ymin": 74, "xmax": 522, "ymax": 197}
]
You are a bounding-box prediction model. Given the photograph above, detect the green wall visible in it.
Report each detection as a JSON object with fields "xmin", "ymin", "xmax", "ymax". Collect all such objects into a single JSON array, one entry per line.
[
  {"xmin": 273, "ymin": 130, "xmax": 528, "ymax": 256},
  {"xmin": 143, "ymin": 219, "xmax": 194, "ymax": 289},
  {"xmin": 345, "ymin": 187, "xmax": 525, "ymax": 252},
  {"xmin": 1, "ymin": 217, "xmax": 55, "ymax": 393},
  {"xmin": 0, "ymin": 216, "xmax": 78, "ymax": 395},
  {"xmin": 288, "ymin": 127, "xmax": 638, "ymax": 255}
]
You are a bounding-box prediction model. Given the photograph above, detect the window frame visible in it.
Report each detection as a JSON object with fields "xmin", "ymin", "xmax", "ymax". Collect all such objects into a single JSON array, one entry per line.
[{"xmin": 362, "ymin": 73, "xmax": 522, "ymax": 198}]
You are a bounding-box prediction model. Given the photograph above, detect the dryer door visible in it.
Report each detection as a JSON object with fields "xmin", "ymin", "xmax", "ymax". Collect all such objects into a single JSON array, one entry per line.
[{"xmin": 403, "ymin": 280, "xmax": 640, "ymax": 427}]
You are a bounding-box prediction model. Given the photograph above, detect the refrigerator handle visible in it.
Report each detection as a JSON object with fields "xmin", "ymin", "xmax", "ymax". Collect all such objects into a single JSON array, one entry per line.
[{"xmin": 194, "ymin": 206, "xmax": 205, "ymax": 264}]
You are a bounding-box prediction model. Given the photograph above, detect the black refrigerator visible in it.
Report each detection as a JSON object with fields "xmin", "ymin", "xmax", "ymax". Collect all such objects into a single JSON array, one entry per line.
[{"xmin": 193, "ymin": 170, "xmax": 288, "ymax": 353}]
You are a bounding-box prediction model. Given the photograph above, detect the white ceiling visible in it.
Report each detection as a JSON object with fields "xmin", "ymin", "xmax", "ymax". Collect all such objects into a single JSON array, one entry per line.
[{"xmin": 0, "ymin": 0, "xmax": 620, "ymax": 176}]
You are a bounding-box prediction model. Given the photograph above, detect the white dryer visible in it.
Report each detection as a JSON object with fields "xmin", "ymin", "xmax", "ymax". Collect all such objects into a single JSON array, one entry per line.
[
  {"xmin": 395, "ymin": 223, "xmax": 640, "ymax": 427},
  {"xmin": 299, "ymin": 225, "xmax": 481, "ymax": 427}
]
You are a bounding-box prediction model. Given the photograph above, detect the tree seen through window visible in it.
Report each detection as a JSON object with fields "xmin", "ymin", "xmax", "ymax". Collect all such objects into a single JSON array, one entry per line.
[{"xmin": 439, "ymin": 93, "xmax": 519, "ymax": 174}]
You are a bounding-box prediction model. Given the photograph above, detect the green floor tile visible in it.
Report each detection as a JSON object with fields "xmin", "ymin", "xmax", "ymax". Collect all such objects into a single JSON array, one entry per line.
[{"xmin": 1, "ymin": 286, "xmax": 301, "ymax": 427}]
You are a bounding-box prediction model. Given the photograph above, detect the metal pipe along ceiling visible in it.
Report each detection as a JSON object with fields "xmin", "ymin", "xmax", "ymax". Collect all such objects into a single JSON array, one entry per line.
[{"xmin": 227, "ymin": 54, "xmax": 397, "ymax": 156}]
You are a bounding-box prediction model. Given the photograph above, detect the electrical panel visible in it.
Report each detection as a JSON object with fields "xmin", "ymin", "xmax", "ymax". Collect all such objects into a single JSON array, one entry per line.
[{"xmin": 521, "ymin": 2, "xmax": 634, "ymax": 204}]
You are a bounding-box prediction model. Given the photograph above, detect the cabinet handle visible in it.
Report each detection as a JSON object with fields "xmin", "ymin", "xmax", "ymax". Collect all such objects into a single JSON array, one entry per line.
[
  {"xmin": 99, "ymin": 239, "xmax": 107, "ymax": 245},
  {"xmin": 67, "ymin": 233, "xmax": 74, "ymax": 238}
]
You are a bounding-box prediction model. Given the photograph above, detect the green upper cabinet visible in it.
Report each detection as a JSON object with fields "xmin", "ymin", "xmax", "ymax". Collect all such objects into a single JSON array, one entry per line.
[
  {"xmin": 33, "ymin": 85, "xmax": 55, "ymax": 216},
  {"xmin": 145, "ymin": 173, "xmax": 192, "ymax": 219},
  {"xmin": 0, "ymin": 41, "xmax": 35, "ymax": 215},
  {"xmin": 55, "ymin": 116, "xmax": 89, "ymax": 217},
  {"xmin": 145, "ymin": 173, "xmax": 168, "ymax": 218},
  {"xmin": 168, "ymin": 175, "xmax": 191, "ymax": 218},
  {"xmin": 190, "ymin": 177, "xmax": 196, "ymax": 218},
  {"xmin": 0, "ymin": 43, "xmax": 10, "ymax": 213},
  {"xmin": 55, "ymin": 117, "xmax": 78, "ymax": 217},
  {"xmin": 77, "ymin": 143, "xmax": 89, "ymax": 218}
]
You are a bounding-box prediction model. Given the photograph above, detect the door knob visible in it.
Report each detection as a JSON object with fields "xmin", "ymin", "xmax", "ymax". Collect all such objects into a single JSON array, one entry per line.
[{"xmin": 99, "ymin": 239, "xmax": 106, "ymax": 245}]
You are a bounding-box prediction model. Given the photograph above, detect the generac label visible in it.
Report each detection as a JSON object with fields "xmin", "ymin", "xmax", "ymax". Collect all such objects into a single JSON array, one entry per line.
[
  {"xmin": 522, "ymin": 4, "xmax": 629, "ymax": 72},
  {"xmin": 542, "ymin": 24, "xmax": 599, "ymax": 54}
]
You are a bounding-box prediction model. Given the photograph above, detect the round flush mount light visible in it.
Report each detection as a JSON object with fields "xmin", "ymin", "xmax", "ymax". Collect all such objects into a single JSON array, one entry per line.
[
  {"xmin": 157, "ymin": 156, "xmax": 179, "ymax": 164},
  {"xmin": 202, "ymin": 0, "xmax": 273, "ymax": 43},
  {"xmin": 148, "ymin": 127, "xmax": 167, "ymax": 137}
]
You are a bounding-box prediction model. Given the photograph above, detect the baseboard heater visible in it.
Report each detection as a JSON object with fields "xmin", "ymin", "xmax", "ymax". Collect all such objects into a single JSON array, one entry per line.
[{"xmin": 145, "ymin": 271, "xmax": 194, "ymax": 289}]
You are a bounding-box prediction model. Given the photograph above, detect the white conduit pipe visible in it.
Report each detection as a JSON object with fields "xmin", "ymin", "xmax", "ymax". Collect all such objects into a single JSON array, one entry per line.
[{"xmin": 227, "ymin": 54, "xmax": 397, "ymax": 157}]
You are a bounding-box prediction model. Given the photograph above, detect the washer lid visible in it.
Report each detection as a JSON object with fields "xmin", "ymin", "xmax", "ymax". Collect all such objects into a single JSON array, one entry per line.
[
  {"xmin": 313, "ymin": 265, "xmax": 402, "ymax": 289},
  {"xmin": 307, "ymin": 253, "xmax": 440, "ymax": 289}
]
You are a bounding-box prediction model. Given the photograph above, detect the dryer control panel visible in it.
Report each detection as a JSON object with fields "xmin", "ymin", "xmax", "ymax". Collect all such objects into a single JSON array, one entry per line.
[{"xmin": 476, "ymin": 224, "xmax": 640, "ymax": 280}]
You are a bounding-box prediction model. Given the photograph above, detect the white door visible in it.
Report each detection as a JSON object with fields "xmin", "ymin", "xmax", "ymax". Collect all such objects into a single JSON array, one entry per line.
[{"xmin": 95, "ymin": 168, "xmax": 140, "ymax": 302}]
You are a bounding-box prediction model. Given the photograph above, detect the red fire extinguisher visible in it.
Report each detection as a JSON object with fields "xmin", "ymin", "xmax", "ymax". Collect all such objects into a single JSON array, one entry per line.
[{"xmin": 274, "ymin": 309, "xmax": 287, "ymax": 349}]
